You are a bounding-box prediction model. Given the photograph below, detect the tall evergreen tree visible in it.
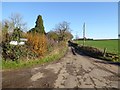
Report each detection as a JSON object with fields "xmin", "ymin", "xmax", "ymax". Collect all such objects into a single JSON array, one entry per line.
[{"xmin": 28, "ymin": 15, "xmax": 46, "ymax": 34}]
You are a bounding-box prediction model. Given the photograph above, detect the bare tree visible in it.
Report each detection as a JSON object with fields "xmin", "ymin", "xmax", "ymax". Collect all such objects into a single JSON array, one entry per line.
[
  {"xmin": 2, "ymin": 13, "xmax": 27, "ymax": 33},
  {"xmin": 0, "ymin": 21, "xmax": 1, "ymax": 30},
  {"xmin": 9, "ymin": 13, "xmax": 27, "ymax": 31},
  {"xmin": 55, "ymin": 21, "xmax": 71, "ymax": 41},
  {"xmin": 0, "ymin": 21, "xmax": 2, "ymax": 43}
]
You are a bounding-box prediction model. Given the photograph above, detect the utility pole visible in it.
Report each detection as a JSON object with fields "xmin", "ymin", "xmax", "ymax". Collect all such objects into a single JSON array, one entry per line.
[
  {"xmin": 76, "ymin": 32, "xmax": 78, "ymax": 40},
  {"xmin": 83, "ymin": 22, "xmax": 86, "ymax": 46}
]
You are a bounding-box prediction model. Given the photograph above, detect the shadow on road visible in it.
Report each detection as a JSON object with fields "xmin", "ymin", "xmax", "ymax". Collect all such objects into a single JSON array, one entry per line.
[
  {"xmin": 94, "ymin": 60, "xmax": 120, "ymax": 66},
  {"xmin": 68, "ymin": 40, "xmax": 120, "ymax": 66}
]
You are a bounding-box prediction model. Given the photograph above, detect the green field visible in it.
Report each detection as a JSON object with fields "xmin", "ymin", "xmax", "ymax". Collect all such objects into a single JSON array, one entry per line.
[{"xmin": 75, "ymin": 39, "xmax": 118, "ymax": 54}]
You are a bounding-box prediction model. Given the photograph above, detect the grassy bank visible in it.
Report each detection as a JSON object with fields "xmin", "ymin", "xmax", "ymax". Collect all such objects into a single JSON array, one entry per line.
[
  {"xmin": 2, "ymin": 46, "xmax": 68, "ymax": 70},
  {"xmin": 69, "ymin": 40, "xmax": 119, "ymax": 62},
  {"xmin": 76, "ymin": 39, "xmax": 118, "ymax": 54}
]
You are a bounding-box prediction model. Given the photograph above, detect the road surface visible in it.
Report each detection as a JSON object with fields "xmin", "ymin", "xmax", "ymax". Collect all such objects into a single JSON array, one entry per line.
[{"xmin": 2, "ymin": 46, "xmax": 120, "ymax": 89}]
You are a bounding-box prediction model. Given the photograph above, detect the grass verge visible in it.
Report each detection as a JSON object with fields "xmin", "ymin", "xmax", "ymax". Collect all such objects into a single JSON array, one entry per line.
[
  {"xmin": 70, "ymin": 40, "xmax": 119, "ymax": 62},
  {"xmin": 75, "ymin": 39, "xmax": 118, "ymax": 54},
  {"xmin": 2, "ymin": 46, "xmax": 68, "ymax": 70}
]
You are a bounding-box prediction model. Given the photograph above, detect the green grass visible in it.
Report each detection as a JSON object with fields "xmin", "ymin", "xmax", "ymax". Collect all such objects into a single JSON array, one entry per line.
[
  {"xmin": 2, "ymin": 46, "xmax": 68, "ymax": 70},
  {"xmin": 76, "ymin": 39, "xmax": 118, "ymax": 54}
]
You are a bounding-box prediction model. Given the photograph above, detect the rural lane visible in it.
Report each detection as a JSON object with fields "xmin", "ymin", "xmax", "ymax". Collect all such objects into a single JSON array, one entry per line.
[{"xmin": 2, "ymin": 46, "xmax": 120, "ymax": 89}]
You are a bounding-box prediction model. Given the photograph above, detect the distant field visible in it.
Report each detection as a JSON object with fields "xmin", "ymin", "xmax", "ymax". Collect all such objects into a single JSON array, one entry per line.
[{"xmin": 75, "ymin": 39, "xmax": 118, "ymax": 54}]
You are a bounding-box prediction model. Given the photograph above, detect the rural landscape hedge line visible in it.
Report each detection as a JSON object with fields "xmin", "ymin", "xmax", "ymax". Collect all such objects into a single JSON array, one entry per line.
[
  {"xmin": 1, "ymin": 14, "xmax": 73, "ymax": 69},
  {"xmin": 68, "ymin": 41, "xmax": 119, "ymax": 62},
  {"xmin": 2, "ymin": 44, "xmax": 68, "ymax": 69}
]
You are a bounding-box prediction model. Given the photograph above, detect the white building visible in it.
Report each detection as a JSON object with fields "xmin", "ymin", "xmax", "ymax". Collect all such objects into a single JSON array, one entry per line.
[
  {"xmin": 10, "ymin": 38, "xmax": 28, "ymax": 45},
  {"xmin": 10, "ymin": 41, "xmax": 18, "ymax": 45}
]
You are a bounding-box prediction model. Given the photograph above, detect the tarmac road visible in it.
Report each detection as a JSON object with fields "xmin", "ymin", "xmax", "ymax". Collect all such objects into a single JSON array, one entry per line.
[{"xmin": 2, "ymin": 46, "xmax": 120, "ymax": 89}]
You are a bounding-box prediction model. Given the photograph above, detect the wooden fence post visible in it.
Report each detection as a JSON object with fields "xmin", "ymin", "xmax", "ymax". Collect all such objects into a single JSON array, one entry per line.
[{"xmin": 103, "ymin": 48, "xmax": 107, "ymax": 57}]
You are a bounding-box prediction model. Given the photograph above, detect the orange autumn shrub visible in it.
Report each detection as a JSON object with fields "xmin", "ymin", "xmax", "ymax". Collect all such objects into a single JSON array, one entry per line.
[{"xmin": 27, "ymin": 33, "xmax": 47, "ymax": 57}]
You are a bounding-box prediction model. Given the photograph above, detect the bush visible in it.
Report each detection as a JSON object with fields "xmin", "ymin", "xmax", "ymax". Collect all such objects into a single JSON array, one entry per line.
[
  {"xmin": 80, "ymin": 46, "xmax": 103, "ymax": 57},
  {"xmin": 2, "ymin": 42, "xmax": 20, "ymax": 61},
  {"xmin": 27, "ymin": 33, "xmax": 47, "ymax": 57}
]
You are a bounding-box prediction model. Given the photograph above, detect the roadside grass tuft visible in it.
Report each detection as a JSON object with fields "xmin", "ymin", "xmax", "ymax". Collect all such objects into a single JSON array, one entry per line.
[{"xmin": 2, "ymin": 46, "xmax": 68, "ymax": 70}]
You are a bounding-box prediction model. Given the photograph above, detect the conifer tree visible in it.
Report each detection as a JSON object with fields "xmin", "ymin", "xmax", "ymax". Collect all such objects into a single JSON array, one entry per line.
[{"xmin": 28, "ymin": 15, "xmax": 46, "ymax": 34}]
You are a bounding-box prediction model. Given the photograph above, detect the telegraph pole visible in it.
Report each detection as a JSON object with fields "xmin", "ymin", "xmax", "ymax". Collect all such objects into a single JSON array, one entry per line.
[
  {"xmin": 76, "ymin": 32, "xmax": 78, "ymax": 40},
  {"xmin": 83, "ymin": 22, "xmax": 85, "ymax": 46}
]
